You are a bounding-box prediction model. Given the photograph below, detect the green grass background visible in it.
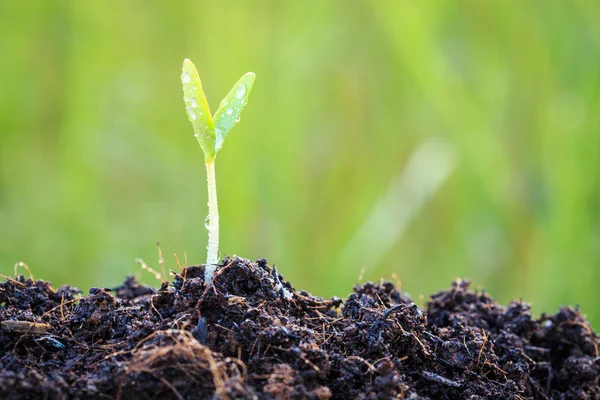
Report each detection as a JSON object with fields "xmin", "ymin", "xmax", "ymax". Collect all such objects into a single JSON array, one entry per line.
[{"xmin": 1, "ymin": 1, "xmax": 600, "ymax": 326}]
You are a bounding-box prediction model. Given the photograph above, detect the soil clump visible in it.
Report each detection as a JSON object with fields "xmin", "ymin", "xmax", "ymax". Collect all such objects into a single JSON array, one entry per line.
[{"xmin": 0, "ymin": 257, "xmax": 598, "ymax": 399}]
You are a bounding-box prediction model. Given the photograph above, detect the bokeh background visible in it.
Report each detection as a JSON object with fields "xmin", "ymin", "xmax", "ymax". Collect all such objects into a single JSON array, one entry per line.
[{"xmin": 1, "ymin": 1, "xmax": 600, "ymax": 326}]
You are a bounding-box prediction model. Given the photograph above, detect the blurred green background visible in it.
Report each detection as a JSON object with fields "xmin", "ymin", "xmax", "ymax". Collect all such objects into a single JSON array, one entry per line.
[{"xmin": 1, "ymin": 1, "xmax": 600, "ymax": 325}]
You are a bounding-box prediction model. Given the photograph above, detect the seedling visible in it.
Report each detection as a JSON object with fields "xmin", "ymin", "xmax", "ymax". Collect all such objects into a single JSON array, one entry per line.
[{"xmin": 181, "ymin": 59, "xmax": 255, "ymax": 283}]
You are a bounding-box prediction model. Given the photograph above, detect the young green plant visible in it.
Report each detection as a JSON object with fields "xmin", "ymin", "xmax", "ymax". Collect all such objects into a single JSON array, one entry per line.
[{"xmin": 181, "ymin": 59, "xmax": 255, "ymax": 283}]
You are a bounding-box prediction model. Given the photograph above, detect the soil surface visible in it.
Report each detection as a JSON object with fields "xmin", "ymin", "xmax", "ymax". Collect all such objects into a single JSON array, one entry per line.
[{"xmin": 0, "ymin": 257, "xmax": 598, "ymax": 399}]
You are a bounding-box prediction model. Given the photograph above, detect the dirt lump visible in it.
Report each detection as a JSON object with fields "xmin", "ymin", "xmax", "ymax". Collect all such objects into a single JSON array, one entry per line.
[{"xmin": 0, "ymin": 257, "xmax": 598, "ymax": 399}]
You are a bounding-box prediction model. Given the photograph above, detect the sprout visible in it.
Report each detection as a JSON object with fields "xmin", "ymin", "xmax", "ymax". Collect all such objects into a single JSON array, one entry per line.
[{"xmin": 181, "ymin": 59, "xmax": 255, "ymax": 283}]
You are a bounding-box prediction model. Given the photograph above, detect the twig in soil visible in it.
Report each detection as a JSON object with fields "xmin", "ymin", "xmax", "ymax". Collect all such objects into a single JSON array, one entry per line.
[
  {"xmin": 9, "ymin": 320, "xmax": 53, "ymax": 352},
  {"xmin": 421, "ymin": 370, "xmax": 461, "ymax": 388},
  {"xmin": 484, "ymin": 361, "xmax": 507, "ymax": 378},
  {"xmin": 57, "ymin": 326, "xmax": 90, "ymax": 350},
  {"xmin": 1, "ymin": 320, "xmax": 50, "ymax": 334},
  {"xmin": 42, "ymin": 295, "xmax": 87, "ymax": 319},
  {"xmin": 213, "ymin": 323, "xmax": 235, "ymax": 336},
  {"xmin": 477, "ymin": 328, "xmax": 489, "ymax": 365},
  {"xmin": 209, "ymin": 257, "xmax": 236, "ymax": 283},
  {"xmin": 527, "ymin": 376, "xmax": 550, "ymax": 400},
  {"xmin": 249, "ymin": 335, "xmax": 260, "ymax": 359},
  {"xmin": 157, "ymin": 242, "xmax": 167, "ymax": 281},
  {"xmin": 374, "ymin": 292, "xmax": 386, "ymax": 307},
  {"xmin": 412, "ymin": 333, "xmax": 431, "ymax": 356},
  {"xmin": 227, "ymin": 357, "xmax": 248, "ymax": 377},
  {"xmin": 60, "ymin": 291, "xmax": 66, "ymax": 320},
  {"xmin": 320, "ymin": 326, "xmax": 339, "ymax": 346},
  {"xmin": 519, "ymin": 350, "xmax": 537, "ymax": 367},
  {"xmin": 367, "ymin": 303, "xmax": 430, "ymax": 358},
  {"xmin": 136, "ymin": 258, "xmax": 162, "ymax": 281},
  {"xmin": 368, "ymin": 304, "xmax": 405, "ymax": 337},
  {"xmin": 463, "ymin": 335, "xmax": 472, "ymax": 357},
  {"xmin": 292, "ymin": 292, "xmax": 343, "ymax": 308},
  {"xmin": 345, "ymin": 356, "xmax": 378, "ymax": 374},
  {"xmin": 263, "ymin": 344, "xmax": 272, "ymax": 358},
  {"xmin": 157, "ymin": 376, "xmax": 184, "ymax": 400},
  {"xmin": 13, "ymin": 261, "xmax": 34, "ymax": 280},
  {"xmin": 173, "ymin": 253, "xmax": 184, "ymax": 271},
  {"xmin": 75, "ymin": 337, "xmax": 110, "ymax": 365},
  {"xmin": 0, "ymin": 274, "xmax": 25, "ymax": 287},
  {"xmin": 290, "ymin": 347, "xmax": 320, "ymax": 372},
  {"xmin": 170, "ymin": 316, "xmax": 192, "ymax": 331},
  {"xmin": 149, "ymin": 295, "xmax": 163, "ymax": 320}
]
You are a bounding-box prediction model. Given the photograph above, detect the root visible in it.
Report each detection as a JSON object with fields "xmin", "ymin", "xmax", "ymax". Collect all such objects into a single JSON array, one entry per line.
[
  {"xmin": 13, "ymin": 262, "xmax": 34, "ymax": 280},
  {"xmin": 117, "ymin": 329, "xmax": 246, "ymax": 400}
]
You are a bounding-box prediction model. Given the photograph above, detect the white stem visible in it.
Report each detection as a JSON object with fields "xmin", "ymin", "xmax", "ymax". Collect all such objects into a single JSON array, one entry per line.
[{"xmin": 205, "ymin": 160, "xmax": 219, "ymax": 282}]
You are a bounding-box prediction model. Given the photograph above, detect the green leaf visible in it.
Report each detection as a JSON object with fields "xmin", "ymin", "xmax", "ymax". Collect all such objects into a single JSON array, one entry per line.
[
  {"xmin": 212, "ymin": 72, "xmax": 256, "ymax": 154},
  {"xmin": 182, "ymin": 59, "xmax": 216, "ymax": 161}
]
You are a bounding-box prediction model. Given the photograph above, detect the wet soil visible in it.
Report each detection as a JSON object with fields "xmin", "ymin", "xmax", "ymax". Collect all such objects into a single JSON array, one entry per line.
[{"xmin": 0, "ymin": 256, "xmax": 598, "ymax": 399}]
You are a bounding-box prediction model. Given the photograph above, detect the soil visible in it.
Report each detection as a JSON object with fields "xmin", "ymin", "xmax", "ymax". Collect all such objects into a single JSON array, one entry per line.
[{"xmin": 0, "ymin": 256, "xmax": 598, "ymax": 399}]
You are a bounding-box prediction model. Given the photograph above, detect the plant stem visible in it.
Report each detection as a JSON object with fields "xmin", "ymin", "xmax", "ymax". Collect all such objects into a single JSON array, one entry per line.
[{"xmin": 205, "ymin": 160, "xmax": 219, "ymax": 282}]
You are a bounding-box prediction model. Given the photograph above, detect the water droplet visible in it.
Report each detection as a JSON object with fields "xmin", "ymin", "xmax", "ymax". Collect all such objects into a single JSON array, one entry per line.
[
  {"xmin": 226, "ymin": 108, "xmax": 233, "ymax": 116},
  {"xmin": 182, "ymin": 71, "xmax": 191, "ymax": 83},
  {"xmin": 184, "ymin": 96, "xmax": 189, "ymax": 102},
  {"xmin": 220, "ymin": 99, "xmax": 228, "ymax": 108},
  {"xmin": 194, "ymin": 133, "xmax": 199, "ymax": 138},
  {"xmin": 190, "ymin": 98, "xmax": 197, "ymax": 108},
  {"xmin": 235, "ymin": 117, "xmax": 241, "ymax": 123},
  {"xmin": 188, "ymin": 109, "xmax": 197, "ymax": 120},
  {"xmin": 235, "ymin": 85, "xmax": 246, "ymax": 99},
  {"xmin": 215, "ymin": 134, "xmax": 224, "ymax": 150},
  {"xmin": 204, "ymin": 215, "xmax": 210, "ymax": 229}
]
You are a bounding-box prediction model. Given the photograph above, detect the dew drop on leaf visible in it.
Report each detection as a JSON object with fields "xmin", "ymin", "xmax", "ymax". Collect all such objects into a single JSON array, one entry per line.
[
  {"xmin": 182, "ymin": 71, "xmax": 191, "ymax": 83},
  {"xmin": 235, "ymin": 84, "xmax": 246, "ymax": 99},
  {"xmin": 226, "ymin": 108, "xmax": 233, "ymax": 116},
  {"xmin": 204, "ymin": 215, "xmax": 210, "ymax": 229},
  {"xmin": 190, "ymin": 98, "xmax": 197, "ymax": 108},
  {"xmin": 215, "ymin": 132, "xmax": 224, "ymax": 150}
]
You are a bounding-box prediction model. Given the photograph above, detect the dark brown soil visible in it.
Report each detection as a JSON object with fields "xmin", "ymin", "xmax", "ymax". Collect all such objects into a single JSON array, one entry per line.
[{"xmin": 0, "ymin": 257, "xmax": 598, "ymax": 399}]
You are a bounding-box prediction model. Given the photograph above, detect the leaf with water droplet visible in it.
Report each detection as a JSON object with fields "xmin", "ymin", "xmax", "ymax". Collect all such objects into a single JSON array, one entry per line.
[
  {"xmin": 212, "ymin": 72, "xmax": 255, "ymax": 154},
  {"xmin": 182, "ymin": 59, "xmax": 216, "ymax": 161}
]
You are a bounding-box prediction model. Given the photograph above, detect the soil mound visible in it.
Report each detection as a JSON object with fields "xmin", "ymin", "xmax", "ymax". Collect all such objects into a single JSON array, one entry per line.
[{"xmin": 0, "ymin": 257, "xmax": 598, "ymax": 399}]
